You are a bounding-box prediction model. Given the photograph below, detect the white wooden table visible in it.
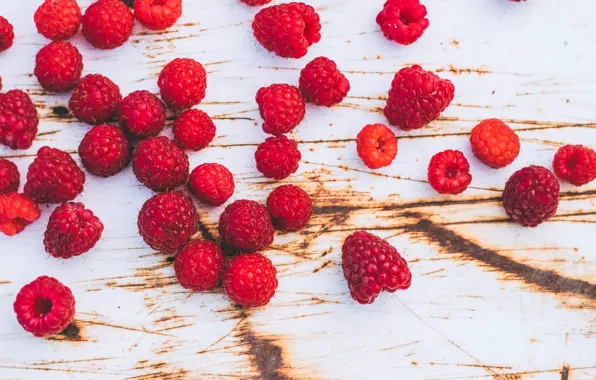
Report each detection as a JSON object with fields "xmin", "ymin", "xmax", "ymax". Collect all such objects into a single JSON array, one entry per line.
[{"xmin": 1, "ymin": 0, "xmax": 595, "ymax": 379}]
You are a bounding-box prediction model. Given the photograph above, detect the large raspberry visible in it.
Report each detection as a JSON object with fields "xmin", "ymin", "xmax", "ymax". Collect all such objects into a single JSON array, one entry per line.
[
  {"xmin": 342, "ymin": 231, "xmax": 412, "ymax": 304},
  {"xmin": 24, "ymin": 146, "xmax": 85, "ymax": 204},
  {"xmin": 256, "ymin": 84, "xmax": 305, "ymax": 136},
  {"xmin": 223, "ymin": 253, "xmax": 278, "ymax": 307},
  {"xmin": 267, "ymin": 184, "xmax": 312, "ymax": 231},
  {"xmin": 82, "ymin": 0, "xmax": 134, "ymax": 49},
  {"xmin": 255, "ymin": 136, "xmax": 302, "ymax": 179},
  {"xmin": 376, "ymin": 0, "xmax": 429, "ymax": 45},
  {"xmin": 503, "ymin": 166, "xmax": 560, "ymax": 227},
  {"xmin": 34, "ymin": 42, "xmax": 83, "ymax": 93},
  {"xmin": 69, "ymin": 74, "xmax": 122, "ymax": 125},
  {"xmin": 0, "ymin": 16, "xmax": 14, "ymax": 52},
  {"xmin": 158, "ymin": 58, "xmax": 207, "ymax": 110},
  {"xmin": 252, "ymin": 2, "xmax": 322, "ymax": 59},
  {"xmin": 385, "ymin": 65, "xmax": 454, "ymax": 131},
  {"xmin": 118, "ymin": 90, "xmax": 166, "ymax": 139},
  {"xmin": 219, "ymin": 200, "xmax": 274, "ymax": 253},
  {"xmin": 427, "ymin": 149, "xmax": 472, "ymax": 195},
  {"xmin": 134, "ymin": 0, "xmax": 182, "ymax": 31},
  {"xmin": 175, "ymin": 239, "xmax": 224, "ymax": 292},
  {"xmin": 78, "ymin": 124, "xmax": 131, "ymax": 177},
  {"xmin": 0, "ymin": 90, "xmax": 39, "ymax": 150},
  {"xmin": 0, "ymin": 193, "xmax": 41, "ymax": 236},
  {"xmin": 357, "ymin": 123, "xmax": 398, "ymax": 170},
  {"xmin": 299, "ymin": 57, "xmax": 350, "ymax": 107},
  {"xmin": 187, "ymin": 163, "xmax": 235, "ymax": 206},
  {"xmin": 137, "ymin": 191, "xmax": 198, "ymax": 252},
  {"xmin": 0, "ymin": 159, "xmax": 19, "ymax": 195},
  {"xmin": 470, "ymin": 119, "xmax": 520, "ymax": 169},
  {"xmin": 34, "ymin": 0, "xmax": 82, "ymax": 41},
  {"xmin": 132, "ymin": 136, "xmax": 189, "ymax": 192},
  {"xmin": 173, "ymin": 109, "xmax": 216, "ymax": 151},
  {"xmin": 553, "ymin": 145, "xmax": 596, "ymax": 187}
]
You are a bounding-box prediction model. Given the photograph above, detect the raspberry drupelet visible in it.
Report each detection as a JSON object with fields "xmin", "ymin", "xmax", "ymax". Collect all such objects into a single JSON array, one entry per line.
[
  {"xmin": 0, "ymin": 158, "xmax": 20, "ymax": 195},
  {"xmin": 0, "ymin": 90, "xmax": 40, "ymax": 150},
  {"xmin": 132, "ymin": 136, "xmax": 189, "ymax": 192},
  {"xmin": 134, "ymin": 0, "xmax": 183, "ymax": 31},
  {"xmin": 299, "ymin": 57, "xmax": 351, "ymax": 107},
  {"xmin": 69, "ymin": 74, "xmax": 122, "ymax": 125},
  {"xmin": 552, "ymin": 145, "xmax": 596, "ymax": 187},
  {"xmin": 357, "ymin": 124, "xmax": 398, "ymax": 170},
  {"xmin": 223, "ymin": 253, "xmax": 278, "ymax": 307},
  {"xmin": 35, "ymin": 42, "xmax": 84, "ymax": 93},
  {"xmin": 82, "ymin": 0, "xmax": 134, "ymax": 49},
  {"xmin": 187, "ymin": 163, "xmax": 235, "ymax": 206},
  {"xmin": 427, "ymin": 150, "xmax": 472, "ymax": 195},
  {"xmin": 0, "ymin": 16, "xmax": 14, "ymax": 52},
  {"xmin": 267, "ymin": 184, "xmax": 312, "ymax": 231},
  {"xmin": 34, "ymin": 0, "xmax": 82, "ymax": 41},
  {"xmin": 470, "ymin": 119, "xmax": 520, "ymax": 169},
  {"xmin": 78, "ymin": 124, "xmax": 131, "ymax": 177},
  {"xmin": 219, "ymin": 200, "xmax": 275, "ymax": 253},
  {"xmin": 376, "ymin": 0, "xmax": 429, "ymax": 45},
  {"xmin": 256, "ymin": 84, "xmax": 305, "ymax": 136},
  {"xmin": 255, "ymin": 136, "xmax": 302, "ymax": 179},
  {"xmin": 158, "ymin": 58, "xmax": 207, "ymax": 110},
  {"xmin": 118, "ymin": 91, "xmax": 166, "ymax": 139},
  {"xmin": 175, "ymin": 239, "xmax": 224, "ymax": 292},
  {"xmin": 0, "ymin": 193, "xmax": 41, "ymax": 236},
  {"xmin": 173, "ymin": 109, "xmax": 216, "ymax": 151}
]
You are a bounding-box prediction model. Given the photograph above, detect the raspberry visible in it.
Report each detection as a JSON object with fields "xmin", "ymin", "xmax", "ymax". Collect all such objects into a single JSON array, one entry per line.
[
  {"xmin": 118, "ymin": 90, "xmax": 166, "ymax": 139},
  {"xmin": 427, "ymin": 150, "xmax": 472, "ymax": 195},
  {"xmin": 44, "ymin": 202, "xmax": 104, "ymax": 259},
  {"xmin": 34, "ymin": 41, "xmax": 83, "ymax": 93},
  {"xmin": 132, "ymin": 136, "xmax": 189, "ymax": 192},
  {"xmin": 158, "ymin": 58, "xmax": 207, "ymax": 110},
  {"xmin": 385, "ymin": 65, "xmax": 455, "ymax": 131},
  {"xmin": 138, "ymin": 191, "xmax": 198, "ymax": 252},
  {"xmin": 503, "ymin": 166, "xmax": 560, "ymax": 227},
  {"xmin": 470, "ymin": 119, "xmax": 520, "ymax": 169},
  {"xmin": 78, "ymin": 124, "xmax": 131, "ymax": 177},
  {"xmin": 342, "ymin": 231, "xmax": 412, "ymax": 304},
  {"xmin": 174, "ymin": 239, "xmax": 224, "ymax": 292},
  {"xmin": 256, "ymin": 84, "xmax": 305, "ymax": 136},
  {"xmin": 69, "ymin": 74, "xmax": 122, "ymax": 125},
  {"xmin": 219, "ymin": 200, "xmax": 274, "ymax": 253},
  {"xmin": 299, "ymin": 57, "xmax": 350, "ymax": 107},
  {"xmin": 267, "ymin": 184, "xmax": 312, "ymax": 231},
  {"xmin": 0, "ymin": 90, "xmax": 39, "ymax": 150},
  {"xmin": 187, "ymin": 163, "xmax": 235, "ymax": 206},
  {"xmin": 0, "ymin": 16, "xmax": 14, "ymax": 52},
  {"xmin": 134, "ymin": 0, "xmax": 182, "ymax": 31},
  {"xmin": 241, "ymin": 0, "xmax": 272, "ymax": 5},
  {"xmin": 0, "ymin": 158, "xmax": 19, "ymax": 195},
  {"xmin": 356, "ymin": 123, "xmax": 398, "ymax": 170},
  {"xmin": 255, "ymin": 136, "xmax": 301, "ymax": 179},
  {"xmin": 553, "ymin": 145, "xmax": 596, "ymax": 187},
  {"xmin": 173, "ymin": 109, "xmax": 216, "ymax": 151},
  {"xmin": 223, "ymin": 253, "xmax": 278, "ymax": 307},
  {"xmin": 376, "ymin": 0, "xmax": 429, "ymax": 45},
  {"xmin": 24, "ymin": 146, "xmax": 86, "ymax": 204},
  {"xmin": 34, "ymin": 0, "xmax": 82, "ymax": 41},
  {"xmin": 0, "ymin": 193, "xmax": 41, "ymax": 236},
  {"xmin": 82, "ymin": 0, "xmax": 134, "ymax": 49},
  {"xmin": 252, "ymin": 3, "xmax": 322, "ymax": 59}
]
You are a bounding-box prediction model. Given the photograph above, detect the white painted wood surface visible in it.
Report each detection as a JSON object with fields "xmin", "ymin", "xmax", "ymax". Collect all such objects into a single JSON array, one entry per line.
[{"xmin": 1, "ymin": 0, "xmax": 595, "ymax": 379}]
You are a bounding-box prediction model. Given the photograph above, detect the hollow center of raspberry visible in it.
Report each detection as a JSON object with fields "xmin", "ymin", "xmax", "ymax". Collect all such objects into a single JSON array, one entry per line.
[
  {"xmin": 445, "ymin": 165, "xmax": 460, "ymax": 179},
  {"xmin": 376, "ymin": 138, "xmax": 389, "ymax": 153},
  {"xmin": 566, "ymin": 155, "xmax": 578, "ymax": 171},
  {"xmin": 399, "ymin": 9, "xmax": 417, "ymax": 25},
  {"xmin": 33, "ymin": 298, "xmax": 53, "ymax": 317}
]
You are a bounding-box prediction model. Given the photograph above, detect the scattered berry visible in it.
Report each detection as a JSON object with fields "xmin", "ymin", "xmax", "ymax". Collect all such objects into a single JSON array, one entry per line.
[
  {"xmin": 223, "ymin": 253, "xmax": 278, "ymax": 307},
  {"xmin": 267, "ymin": 184, "xmax": 312, "ymax": 231},
  {"xmin": 376, "ymin": 0, "xmax": 429, "ymax": 45},
  {"xmin": 0, "ymin": 158, "xmax": 19, "ymax": 195},
  {"xmin": 134, "ymin": 0, "xmax": 182, "ymax": 31},
  {"xmin": 175, "ymin": 239, "xmax": 224, "ymax": 292},
  {"xmin": 255, "ymin": 136, "xmax": 301, "ymax": 179},
  {"xmin": 219, "ymin": 200, "xmax": 274, "ymax": 253},
  {"xmin": 241, "ymin": 0, "xmax": 272, "ymax": 6},
  {"xmin": 173, "ymin": 109, "xmax": 216, "ymax": 151},
  {"xmin": 470, "ymin": 119, "xmax": 520, "ymax": 169},
  {"xmin": 0, "ymin": 193, "xmax": 41, "ymax": 236},
  {"xmin": 187, "ymin": 163, "xmax": 235, "ymax": 206},
  {"xmin": 132, "ymin": 136, "xmax": 189, "ymax": 192},
  {"xmin": 118, "ymin": 90, "xmax": 166, "ymax": 139},
  {"xmin": 552, "ymin": 145, "xmax": 596, "ymax": 187},
  {"xmin": 34, "ymin": 41, "xmax": 83, "ymax": 93},
  {"xmin": 34, "ymin": 0, "xmax": 82, "ymax": 41},
  {"xmin": 0, "ymin": 90, "xmax": 39, "ymax": 150},
  {"xmin": 0, "ymin": 16, "xmax": 14, "ymax": 52},
  {"xmin": 69, "ymin": 74, "xmax": 122, "ymax": 125},
  {"xmin": 427, "ymin": 150, "xmax": 472, "ymax": 195},
  {"xmin": 78, "ymin": 124, "xmax": 131, "ymax": 177},
  {"xmin": 299, "ymin": 57, "xmax": 350, "ymax": 107},
  {"xmin": 256, "ymin": 84, "xmax": 305, "ymax": 135},
  {"xmin": 82, "ymin": 0, "xmax": 134, "ymax": 49},
  {"xmin": 158, "ymin": 58, "xmax": 207, "ymax": 110},
  {"xmin": 357, "ymin": 123, "xmax": 398, "ymax": 170}
]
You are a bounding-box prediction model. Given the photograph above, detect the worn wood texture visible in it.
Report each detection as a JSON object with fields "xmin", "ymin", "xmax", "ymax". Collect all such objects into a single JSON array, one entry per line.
[{"xmin": 1, "ymin": 0, "xmax": 595, "ymax": 379}]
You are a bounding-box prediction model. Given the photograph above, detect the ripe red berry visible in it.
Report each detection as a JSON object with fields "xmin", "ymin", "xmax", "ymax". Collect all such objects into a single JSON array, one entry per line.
[
  {"xmin": 13, "ymin": 276, "xmax": 76, "ymax": 337},
  {"xmin": 342, "ymin": 231, "xmax": 412, "ymax": 304},
  {"xmin": 78, "ymin": 124, "xmax": 131, "ymax": 177},
  {"xmin": 0, "ymin": 16, "xmax": 14, "ymax": 52},
  {"xmin": 175, "ymin": 239, "xmax": 224, "ymax": 292},
  {"xmin": 503, "ymin": 166, "xmax": 560, "ymax": 227},
  {"xmin": 223, "ymin": 253, "xmax": 278, "ymax": 307},
  {"xmin": 187, "ymin": 163, "xmax": 235, "ymax": 206},
  {"xmin": 24, "ymin": 146, "xmax": 85, "ymax": 203},
  {"xmin": 0, "ymin": 90, "xmax": 39, "ymax": 150},
  {"xmin": 552, "ymin": 145, "xmax": 596, "ymax": 187},
  {"xmin": 134, "ymin": 0, "xmax": 182, "ymax": 31},
  {"xmin": 256, "ymin": 84, "xmax": 305, "ymax": 136},
  {"xmin": 470, "ymin": 119, "xmax": 520, "ymax": 169},
  {"xmin": 356, "ymin": 123, "xmax": 398, "ymax": 170},
  {"xmin": 138, "ymin": 191, "xmax": 198, "ymax": 252},
  {"xmin": 34, "ymin": 0, "xmax": 82, "ymax": 41},
  {"xmin": 299, "ymin": 57, "xmax": 350, "ymax": 107},
  {"xmin": 385, "ymin": 65, "xmax": 454, "ymax": 131},
  {"xmin": 173, "ymin": 109, "xmax": 216, "ymax": 151},
  {"xmin": 69, "ymin": 74, "xmax": 122, "ymax": 125},
  {"xmin": 132, "ymin": 136, "xmax": 189, "ymax": 192},
  {"xmin": 252, "ymin": 2, "xmax": 322, "ymax": 59},
  {"xmin": 267, "ymin": 184, "xmax": 312, "ymax": 231},
  {"xmin": 427, "ymin": 150, "xmax": 472, "ymax": 195},
  {"xmin": 219, "ymin": 200, "xmax": 275, "ymax": 253},
  {"xmin": 0, "ymin": 193, "xmax": 41, "ymax": 236},
  {"xmin": 376, "ymin": 0, "xmax": 429, "ymax": 45},
  {"xmin": 241, "ymin": 0, "xmax": 272, "ymax": 5},
  {"xmin": 34, "ymin": 41, "xmax": 83, "ymax": 93},
  {"xmin": 158, "ymin": 58, "xmax": 207, "ymax": 110},
  {"xmin": 0, "ymin": 158, "xmax": 19, "ymax": 195},
  {"xmin": 118, "ymin": 90, "xmax": 166, "ymax": 139},
  {"xmin": 255, "ymin": 136, "xmax": 302, "ymax": 179},
  {"xmin": 44, "ymin": 202, "xmax": 104, "ymax": 259},
  {"xmin": 82, "ymin": 0, "xmax": 134, "ymax": 49}
]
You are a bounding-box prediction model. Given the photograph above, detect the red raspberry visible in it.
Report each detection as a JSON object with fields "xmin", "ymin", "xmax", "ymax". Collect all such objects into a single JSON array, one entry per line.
[
  {"xmin": 158, "ymin": 58, "xmax": 207, "ymax": 110},
  {"xmin": 385, "ymin": 65, "xmax": 455, "ymax": 131},
  {"xmin": 223, "ymin": 253, "xmax": 278, "ymax": 307},
  {"xmin": 356, "ymin": 123, "xmax": 398, "ymax": 170},
  {"xmin": 175, "ymin": 239, "xmax": 224, "ymax": 292},
  {"xmin": 82, "ymin": 0, "xmax": 134, "ymax": 49},
  {"xmin": 132, "ymin": 136, "xmax": 189, "ymax": 192},
  {"xmin": 69, "ymin": 74, "xmax": 122, "ymax": 125},
  {"xmin": 503, "ymin": 166, "xmax": 560, "ymax": 227},
  {"xmin": 44, "ymin": 202, "xmax": 104, "ymax": 259},
  {"xmin": 252, "ymin": 3, "xmax": 322, "ymax": 59},
  {"xmin": 427, "ymin": 150, "xmax": 472, "ymax": 195},
  {"xmin": 219, "ymin": 200, "xmax": 274, "ymax": 253},
  {"xmin": 267, "ymin": 184, "xmax": 312, "ymax": 231},
  {"xmin": 376, "ymin": 0, "xmax": 429, "ymax": 45},
  {"xmin": 0, "ymin": 158, "xmax": 19, "ymax": 195},
  {"xmin": 78, "ymin": 124, "xmax": 131, "ymax": 177},
  {"xmin": 256, "ymin": 84, "xmax": 305, "ymax": 136},
  {"xmin": 24, "ymin": 146, "xmax": 86, "ymax": 204},
  {"xmin": 34, "ymin": 0, "xmax": 82, "ymax": 41},
  {"xmin": 0, "ymin": 16, "xmax": 14, "ymax": 52},
  {"xmin": 34, "ymin": 42, "xmax": 83, "ymax": 93},
  {"xmin": 173, "ymin": 109, "xmax": 216, "ymax": 151},
  {"xmin": 187, "ymin": 163, "xmax": 235, "ymax": 206},
  {"xmin": 241, "ymin": 0, "xmax": 272, "ymax": 5},
  {"xmin": 255, "ymin": 136, "xmax": 301, "ymax": 179},
  {"xmin": 553, "ymin": 145, "xmax": 596, "ymax": 187},
  {"xmin": 134, "ymin": 0, "xmax": 182, "ymax": 31},
  {"xmin": 0, "ymin": 193, "xmax": 41, "ymax": 236},
  {"xmin": 342, "ymin": 231, "xmax": 412, "ymax": 304},
  {"xmin": 0, "ymin": 90, "xmax": 39, "ymax": 150},
  {"xmin": 138, "ymin": 191, "xmax": 198, "ymax": 252},
  {"xmin": 118, "ymin": 90, "xmax": 166, "ymax": 139},
  {"xmin": 299, "ymin": 57, "xmax": 350, "ymax": 107},
  {"xmin": 470, "ymin": 119, "xmax": 520, "ymax": 169},
  {"xmin": 13, "ymin": 276, "xmax": 75, "ymax": 337}
]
